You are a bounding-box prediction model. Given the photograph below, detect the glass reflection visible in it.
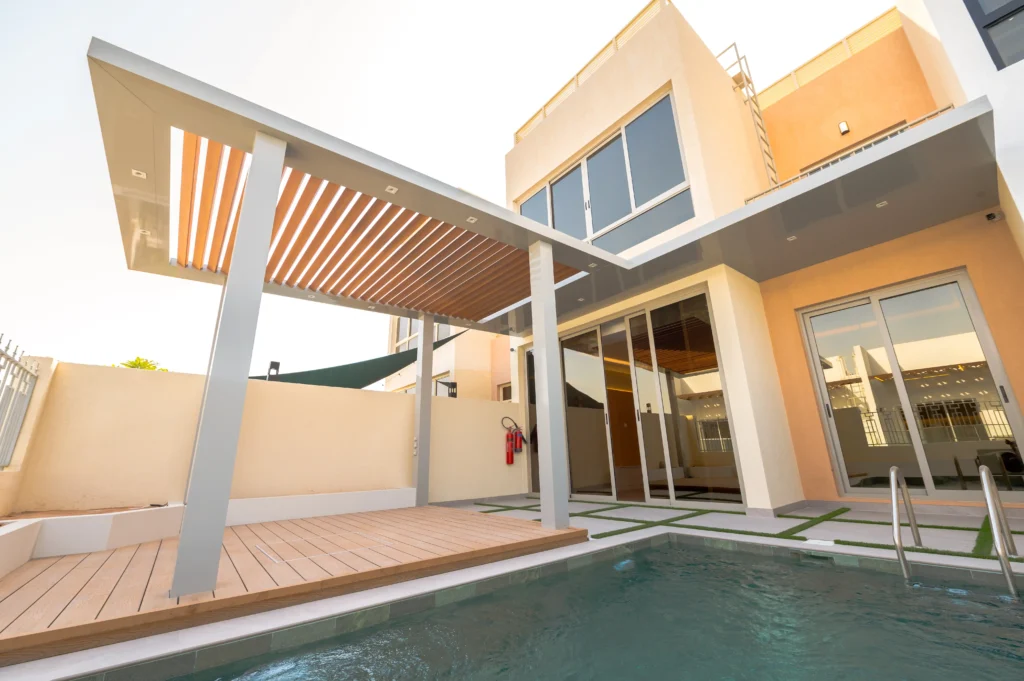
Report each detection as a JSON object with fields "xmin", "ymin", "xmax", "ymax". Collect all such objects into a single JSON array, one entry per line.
[
  {"xmin": 880, "ymin": 283, "xmax": 1021, "ymax": 491},
  {"xmin": 600, "ymin": 319, "xmax": 645, "ymax": 502},
  {"xmin": 649, "ymin": 295, "xmax": 742, "ymax": 503},
  {"xmin": 562, "ymin": 331, "xmax": 613, "ymax": 496},
  {"xmin": 628, "ymin": 315, "xmax": 671, "ymax": 500}
]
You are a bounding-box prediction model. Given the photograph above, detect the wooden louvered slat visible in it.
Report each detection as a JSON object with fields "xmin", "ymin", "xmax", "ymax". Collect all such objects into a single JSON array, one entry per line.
[
  {"xmin": 271, "ymin": 182, "xmax": 340, "ymax": 285},
  {"xmin": 385, "ymin": 232, "xmax": 485, "ymax": 308},
  {"xmin": 356, "ymin": 219, "xmax": 445, "ymax": 301},
  {"xmin": 323, "ymin": 204, "xmax": 405, "ymax": 294},
  {"xmin": 271, "ymin": 171, "xmax": 305, "ymax": 243},
  {"xmin": 412, "ymin": 242, "xmax": 514, "ymax": 313},
  {"xmin": 295, "ymin": 193, "xmax": 371, "ymax": 290},
  {"xmin": 207, "ymin": 148, "xmax": 245, "ymax": 272},
  {"xmin": 219, "ymin": 180, "xmax": 245, "ymax": 274},
  {"xmin": 342, "ymin": 213, "xmax": 428, "ymax": 299},
  {"xmin": 432, "ymin": 249, "xmax": 528, "ymax": 318},
  {"xmin": 448, "ymin": 251, "xmax": 532, "ymax": 320},
  {"xmin": 191, "ymin": 140, "xmax": 224, "ymax": 268},
  {"xmin": 177, "ymin": 132, "xmax": 201, "ymax": 266},
  {"xmin": 309, "ymin": 198, "xmax": 387, "ymax": 291},
  {"xmin": 287, "ymin": 188, "xmax": 358, "ymax": 287},
  {"xmin": 372, "ymin": 226, "xmax": 464, "ymax": 305},
  {"xmin": 328, "ymin": 207, "xmax": 413, "ymax": 297},
  {"xmin": 395, "ymin": 235, "xmax": 493, "ymax": 310},
  {"xmin": 265, "ymin": 178, "xmax": 330, "ymax": 282}
]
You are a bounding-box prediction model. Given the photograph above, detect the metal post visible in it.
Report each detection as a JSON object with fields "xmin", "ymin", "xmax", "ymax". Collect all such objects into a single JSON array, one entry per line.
[
  {"xmin": 413, "ymin": 314, "xmax": 434, "ymax": 506},
  {"xmin": 980, "ymin": 465, "xmax": 1019, "ymax": 599},
  {"xmin": 528, "ymin": 241, "xmax": 570, "ymax": 530},
  {"xmin": 171, "ymin": 132, "xmax": 286, "ymax": 597},
  {"xmin": 890, "ymin": 466, "xmax": 922, "ymax": 581}
]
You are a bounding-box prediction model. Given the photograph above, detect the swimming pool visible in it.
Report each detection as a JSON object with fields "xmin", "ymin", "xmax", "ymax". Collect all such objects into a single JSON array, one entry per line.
[{"xmin": 180, "ymin": 543, "xmax": 1022, "ymax": 680}]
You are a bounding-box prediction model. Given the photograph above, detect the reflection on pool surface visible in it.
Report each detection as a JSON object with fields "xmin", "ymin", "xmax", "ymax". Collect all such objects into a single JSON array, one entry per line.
[{"xmin": 183, "ymin": 545, "xmax": 1023, "ymax": 680}]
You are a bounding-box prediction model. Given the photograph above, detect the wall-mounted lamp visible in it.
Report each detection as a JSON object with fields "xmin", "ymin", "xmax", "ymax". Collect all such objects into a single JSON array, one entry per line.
[{"xmin": 838, "ymin": 121, "xmax": 850, "ymax": 135}]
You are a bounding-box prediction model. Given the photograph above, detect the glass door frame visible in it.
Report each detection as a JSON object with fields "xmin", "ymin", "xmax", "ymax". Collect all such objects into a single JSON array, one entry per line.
[
  {"xmin": 800, "ymin": 270, "xmax": 1024, "ymax": 501},
  {"xmin": 558, "ymin": 324, "xmax": 620, "ymax": 503},
  {"xmin": 521, "ymin": 281, "xmax": 749, "ymax": 511}
]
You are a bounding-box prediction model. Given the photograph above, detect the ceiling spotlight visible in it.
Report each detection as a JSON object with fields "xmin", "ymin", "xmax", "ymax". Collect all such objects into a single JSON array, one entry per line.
[
  {"xmin": 368, "ymin": 305, "xmax": 376, "ymax": 310},
  {"xmin": 838, "ymin": 121, "xmax": 850, "ymax": 136},
  {"xmin": 139, "ymin": 229, "xmax": 151, "ymax": 236},
  {"xmin": 385, "ymin": 185, "xmax": 398, "ymax": 194},
  {"xmin": 307, "ymin": 294, "xmax": 315, "ymax": 299},
  {"xmin": 786, "ymin": 235, "xmax": 797, "ymax": 242},
  {"xmin": 466, "ymin": 216, "xmax": 478, "ymax": 224},
  {"xmin": 577, "ymin": 297, "xmax": 585, "ymax": 302},
  {"xmin": 588, "ymin": 263, "xmax": 598, "ymax": 269},
  {"xmin": 131, "ymin": 169, "xmax": 147, "ymax": 179},
  {"xmin": 876, "ymin": 201, "xmax": 888, "ymax": 208}
]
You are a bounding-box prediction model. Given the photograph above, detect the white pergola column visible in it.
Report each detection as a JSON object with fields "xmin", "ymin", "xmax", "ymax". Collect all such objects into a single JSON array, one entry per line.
[
  {"xmin": 528, "ymin": 241, "xmax": 570, "ymax": 529},
  {"xmin": 171, "ymin": 132, "xmax": 286, "ymax": 597},
  {"xmin": 413, "ymin": 313, "xmax": 434, "ymax": 506}
]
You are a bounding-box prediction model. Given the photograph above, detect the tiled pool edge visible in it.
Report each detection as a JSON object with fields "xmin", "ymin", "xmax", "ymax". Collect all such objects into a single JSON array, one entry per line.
[{"xmin": 12, "ymin": 527, "xmax": 1022, "ymax": 681}]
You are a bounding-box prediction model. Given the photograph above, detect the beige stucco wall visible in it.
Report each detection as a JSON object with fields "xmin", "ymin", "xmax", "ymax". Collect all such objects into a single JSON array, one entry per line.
[
  {"xmin": 505, "ymin": 5, "xmax": 766, "ymax": 251},
  {"xmin": 0, "ymin": 358, "xmax": 57, "ymax": 516},
  {"xmin": 10, "ymin": 363, "xmax": 526, "ymax": 513}
]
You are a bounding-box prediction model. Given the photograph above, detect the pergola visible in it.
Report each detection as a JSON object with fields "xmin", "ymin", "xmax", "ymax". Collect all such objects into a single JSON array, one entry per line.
[{"xmin": 87, "ymin": 38, "xmax": 630, "ymax": 597}]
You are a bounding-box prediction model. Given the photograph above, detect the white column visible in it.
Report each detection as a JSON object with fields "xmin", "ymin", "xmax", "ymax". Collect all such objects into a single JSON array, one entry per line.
[
  {"xmin": 171, "ymin": 132, "xmax": 286, "ymax": 597},
  {"xmin": 413, "ymin": 313, "xmax": 434, "ymax": 506},
  {"xmin": 528, "ymin": 241, "xmax": 570, "ymax": 529}
]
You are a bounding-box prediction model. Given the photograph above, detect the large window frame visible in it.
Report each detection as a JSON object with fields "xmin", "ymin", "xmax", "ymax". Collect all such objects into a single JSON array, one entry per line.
[
  {"xmin": 392, "ymin": 319, "xmax": 451, "ymax": 353},
  {"xmin": 516, "ymin": 92, "xmax": 691, "ymax": 248},
  {"xmin": 964, "ymin": 0, "xmax": 1024, "ymax": 70},
  {"xmin": 799, "ymin": 270, "xmax": 1024, "ymax": 501}
]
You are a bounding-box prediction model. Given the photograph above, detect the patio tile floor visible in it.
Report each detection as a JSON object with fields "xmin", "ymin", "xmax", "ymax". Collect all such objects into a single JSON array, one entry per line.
[
  {"xmin": 594, "ymin": 506, "xmax": 689, "ymax": 522},
  {"xmin": 802, "ymin": 521, "xmax": 979, "ymax": 553},
  {"xmin": 674, "ymin": 513, "xmax": 806, "ymax": 534}
]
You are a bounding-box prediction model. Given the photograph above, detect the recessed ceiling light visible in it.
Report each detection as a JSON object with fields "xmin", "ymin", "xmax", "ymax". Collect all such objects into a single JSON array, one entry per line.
[
  {"xmin": 307, "ymin": 294, "xmax": 315, "ymax": 299},
  {"xmin": 876, "ymin": 201, "xmax": 888, "ymax": 208},
  {"xmin": 131, "ymin": 169, "xmax": 147, "ymax": 179},
  {"xmin": 385, "ymin": 186, "xmax": 398, "ymax": 194},
  {"xmin": 577, "ymin": 297, "xmax": 585, "ymax": 302},
  {"xmin": 588, "ymin": 263, "xmax": 597, "ymax": 269},
  {"xmin": 466, "ymin": 216, "xmax": 478, "ymax": 224},
  {"xmin": 368, "ymin": 305, "xmax": 376, "ymax": 310},
  {"xmin": 786, "ymin": 235, "xmax": 797, "ymax": 242},
  {"xmin": 139, "ymin": 229, "xmax": 151, "ymax": 236}
]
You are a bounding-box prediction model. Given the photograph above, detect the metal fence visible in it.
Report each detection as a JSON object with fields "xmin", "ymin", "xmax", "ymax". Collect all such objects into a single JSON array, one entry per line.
[{"xmin": 0, "ymin": 336, "xmax": 38, "ymax": 468}]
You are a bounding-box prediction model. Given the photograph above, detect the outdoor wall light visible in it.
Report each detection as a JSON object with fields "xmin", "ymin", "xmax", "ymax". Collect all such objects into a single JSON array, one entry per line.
[{"xmin": 838, "ymin": 121, "xmax": 850, "ymax": 135}]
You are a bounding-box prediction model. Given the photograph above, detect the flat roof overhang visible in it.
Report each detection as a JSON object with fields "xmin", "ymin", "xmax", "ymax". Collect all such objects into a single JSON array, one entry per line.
[
  {"xmin": 515, "ymin": 97, "xmax": 997, "ymax": 334},
  {"xmin": 87, "ymin": 39, "xmax": 630, "ymax": 336}
]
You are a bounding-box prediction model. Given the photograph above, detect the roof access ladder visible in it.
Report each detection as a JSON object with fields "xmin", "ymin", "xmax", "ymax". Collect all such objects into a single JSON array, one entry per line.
[{"xmin": 717, "ymin": 43, "xmax": 779, "ymax": 187}]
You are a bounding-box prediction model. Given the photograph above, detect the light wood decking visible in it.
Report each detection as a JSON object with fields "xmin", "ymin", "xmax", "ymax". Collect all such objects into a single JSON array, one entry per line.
[{"xmin": 0, "ymin": 506, "xmax": 586, "ymax": 666}]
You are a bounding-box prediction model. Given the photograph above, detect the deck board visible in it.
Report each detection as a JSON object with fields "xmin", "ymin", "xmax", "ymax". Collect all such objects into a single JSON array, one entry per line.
[{"xmin": 0, "ymin": 506, "xmax": 586, "ymax": 666}]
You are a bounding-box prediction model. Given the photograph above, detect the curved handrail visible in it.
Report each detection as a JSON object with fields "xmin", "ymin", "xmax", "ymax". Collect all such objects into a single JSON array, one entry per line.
[
  {"xmin": 890, "ymin": 466, "xmax": 923, "ymax": 580},
  {"xmin": 979, "ymin": 465, "xmax": 1019, "ymax": 599}
]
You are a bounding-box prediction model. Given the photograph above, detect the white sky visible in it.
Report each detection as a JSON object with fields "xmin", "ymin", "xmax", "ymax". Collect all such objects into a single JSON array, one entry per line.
[{"xmin": 0, "ymin": 0, "xmax": 892, "ymax": 375}]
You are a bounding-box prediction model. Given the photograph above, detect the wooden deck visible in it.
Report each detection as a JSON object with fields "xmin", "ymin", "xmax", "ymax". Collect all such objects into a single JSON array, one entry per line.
[{"xmin": 0, "ymin": 506, "xmax": 586, "ymax": 666}]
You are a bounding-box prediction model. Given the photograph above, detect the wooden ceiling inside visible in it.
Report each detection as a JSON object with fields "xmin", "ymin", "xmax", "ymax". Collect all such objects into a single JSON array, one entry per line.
[{"xmin": 174, "ymin": 131, "xmax": 578, "ymax": 322}]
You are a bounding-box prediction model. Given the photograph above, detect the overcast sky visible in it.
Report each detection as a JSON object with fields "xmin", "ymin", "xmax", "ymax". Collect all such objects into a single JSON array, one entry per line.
[{"xmin": 0, "ymin": 0, "xmax": 892, "ymax": 375}]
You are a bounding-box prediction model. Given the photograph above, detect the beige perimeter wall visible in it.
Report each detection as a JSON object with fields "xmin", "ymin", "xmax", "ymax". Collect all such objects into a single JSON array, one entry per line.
[{"xmin": 8, "ymin": 363, "xmax": 525, "ymax": 513}]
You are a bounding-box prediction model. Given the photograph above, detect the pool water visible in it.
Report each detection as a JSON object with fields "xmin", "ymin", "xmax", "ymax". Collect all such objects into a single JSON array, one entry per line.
[{"xmin": 183, "ymin": 545, "xmax": 1023, "ymax": 680}]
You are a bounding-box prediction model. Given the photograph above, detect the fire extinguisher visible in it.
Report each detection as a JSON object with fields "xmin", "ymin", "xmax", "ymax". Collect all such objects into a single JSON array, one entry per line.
[{"xmin": 502, "ymin": 417, "xmax": 524, "ymax": 465}]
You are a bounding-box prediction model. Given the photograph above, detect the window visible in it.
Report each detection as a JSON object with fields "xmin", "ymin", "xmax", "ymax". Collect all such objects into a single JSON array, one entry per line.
[
  {"xmin": 498, "ymin": 382, "xmax": 513, "ymax": 402},
  {"xmin": 965, "ymin": 0, "xmax": 1024, "ymax": 69},
  {"xmin": 394, "ymin": 373, "xmax": 452, "ymax": 397},
  {"xmin": 393, "ymin": 319, "xmax": 451, "ymax": 353},
  {"xmin": 516, "ymin": 94, "xmax": 691, "ymax": 254}
]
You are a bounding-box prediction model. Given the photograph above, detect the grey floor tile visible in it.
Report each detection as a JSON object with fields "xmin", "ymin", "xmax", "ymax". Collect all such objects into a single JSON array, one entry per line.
[
  {"xmin": 570, "ymin": 516, "xmax": 643, "ymax": 538},
  {"xmin": 596, "ymin": 506, "xmax": 686, "ymax": 522},
  {"xmin": 802, "ymin": 521, "xmax": 979, "ymax": 553},
  {"xmin": 676, "ymin": 512, "xmax": 805, "ymax": 534},
  {"xmin": 839, "ymin": 510, "xmax": 983, "ymax": 528},
  {"xmin": 566, "ymin": 500, "xmax": 619, "ymax": 513}
]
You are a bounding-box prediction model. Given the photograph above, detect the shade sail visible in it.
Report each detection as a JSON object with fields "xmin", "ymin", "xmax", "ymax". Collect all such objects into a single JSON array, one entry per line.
[{"xmin": 251, "ymin": 332, "xmax": 463, "ymax": 388}]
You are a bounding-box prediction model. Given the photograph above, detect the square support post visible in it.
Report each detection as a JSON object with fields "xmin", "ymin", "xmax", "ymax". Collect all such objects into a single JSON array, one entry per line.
[
  {"xmin": 528, "ymin": 241, "xmax": 570, "ymax": 529},
  {"xmin": 413, "ymin": 313, "xmax": 434, "ymax": 506},
  {"xmin": 171, "ymin": 132, "xmax": 286, "ymax": 597}
]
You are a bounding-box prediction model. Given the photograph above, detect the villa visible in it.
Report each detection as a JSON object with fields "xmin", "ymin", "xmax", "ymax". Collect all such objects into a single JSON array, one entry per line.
[{"xmin": 0, "ymin": 1, "xmax": 1023, "ymax": 678}]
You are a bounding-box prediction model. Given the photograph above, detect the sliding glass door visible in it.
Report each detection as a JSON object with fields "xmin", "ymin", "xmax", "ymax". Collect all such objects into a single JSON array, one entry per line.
[
  {"xmin": 562, "ymin": 330, "xmax": 615, "ymax": 496},
  {"xmin": 805, "ymin": 274, "xmax": 1024, "ymax": 497}
]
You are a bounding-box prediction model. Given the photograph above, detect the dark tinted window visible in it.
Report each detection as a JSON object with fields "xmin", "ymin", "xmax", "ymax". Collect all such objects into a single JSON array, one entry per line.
[
  {"xmin": 586, "ymin": 136, "xmax": 632, "ymax": 231},
  {"xmin": 966, "ymin": 0, "xmax": 1024, "ymax": 68},
  {"xmin": 592, "ymin": 189, "xmax": 694, "ymax": 253},
  {"xmin": 551, "ymin": 165, "xmax": 587, "ymax": 240},
  {"xmin": 625, "ymin": 96, "xmax": 685, "ymax": 206},
  {"xmin": 988, "ymin": 8, "xmax": 1024, "ymax": 67},
  {"xmin": 520, "ymin": 187, "xmax": 549, "ymax": 226}
]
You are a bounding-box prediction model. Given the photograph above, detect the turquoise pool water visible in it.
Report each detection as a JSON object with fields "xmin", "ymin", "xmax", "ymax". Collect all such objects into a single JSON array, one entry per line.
[{"xmin": 183, "ymin": 545, "xmax": 1023, "ymax": 680}]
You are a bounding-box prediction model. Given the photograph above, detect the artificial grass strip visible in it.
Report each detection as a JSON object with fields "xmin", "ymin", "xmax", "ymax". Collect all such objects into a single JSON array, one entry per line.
[
  {"xmin": 833, "ymin": 538, "xmax": 1023, "ymax": 562},
  {"xmin": 778, "ymin": 508, "xmax": 850, "ymax": 537},
  {"xmin": 591, "ymin": 522, "xmax": 660, "ymax": 539},
  {"xmin": 973, "ymin": 516, "xmax": 994, "ymax": 557},
  {"xmin": 831, "ymin": 517, "xmax": 981, "ymax": 532},
  {"xmin": 668, "ymin": 523, "xmax": 807, "ymax": 540}
]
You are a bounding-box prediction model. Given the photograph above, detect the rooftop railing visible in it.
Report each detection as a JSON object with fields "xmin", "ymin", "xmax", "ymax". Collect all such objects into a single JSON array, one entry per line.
[{"xmin": 0, "ymin": 336, "xmax": 38, "ymax": 468}]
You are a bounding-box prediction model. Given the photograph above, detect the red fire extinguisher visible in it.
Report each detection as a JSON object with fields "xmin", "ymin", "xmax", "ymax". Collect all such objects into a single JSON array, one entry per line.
[{"xmin": 502, "ymin": 417, "xmax": 524, "ymax": 465}]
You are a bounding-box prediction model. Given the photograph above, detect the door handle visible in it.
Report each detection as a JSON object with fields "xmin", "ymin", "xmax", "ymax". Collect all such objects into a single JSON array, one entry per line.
[
  {"xmin": 1000, "ymin": 385, "xmax": 1010, "ymax": 404},
  {"xmin": 825, "ymin": 403, "xmax": 832, "ymax": 418},
  {"xmin": 636, "ymin": 408, "xmax": 640, "ymax": 421}
]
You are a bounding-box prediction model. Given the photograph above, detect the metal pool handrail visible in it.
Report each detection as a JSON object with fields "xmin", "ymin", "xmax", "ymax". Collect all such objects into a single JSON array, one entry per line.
[
  {"xmin": 979, "ymin": 465, "xmax": 1019, "ymax": 599},
  {"xmin": 890, "ymin": 466, "xmax": 923, "ymax": 580}
]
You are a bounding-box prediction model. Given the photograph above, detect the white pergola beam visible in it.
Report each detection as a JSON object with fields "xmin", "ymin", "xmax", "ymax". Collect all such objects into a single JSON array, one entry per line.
[
  {"xmin": 171, "ymin": 132, "xmax": 286, "ymax": 597},
  {"xmin": 413, "ymin": 313, "xmax": 435, "ymax": 506},
  {"xmin": 528, "ymin": 241, "xmax": 570, "ymax": 529}
]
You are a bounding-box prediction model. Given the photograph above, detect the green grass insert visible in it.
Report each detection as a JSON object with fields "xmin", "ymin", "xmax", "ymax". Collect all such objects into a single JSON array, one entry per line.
[
  {"xmin": 973, "ymin": 516, "xmax": 994, "ymax": 557},
  {"xmin": 832, "ymin": 538, "xmax": 1023, "ymax": 562},
  {"xmin": 591, "ymin": 522, "xmax": 660, "ymax": 539},
  {"xmin": 831, "ymin": 517, "xmax": 981, "ymax": 532},
  {"xmin": 778, "ymin": 508, "xmax": 850, "ymax": 538},
  {"xmin": 666, "ymin": 522, "xmax": 806, "ymax": 540}
]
